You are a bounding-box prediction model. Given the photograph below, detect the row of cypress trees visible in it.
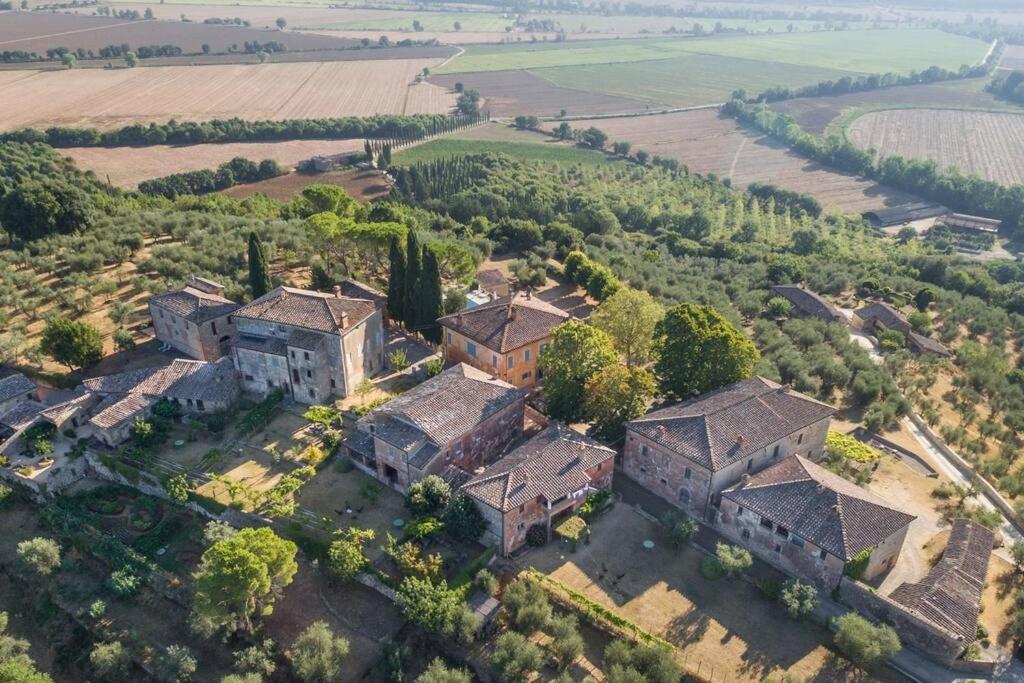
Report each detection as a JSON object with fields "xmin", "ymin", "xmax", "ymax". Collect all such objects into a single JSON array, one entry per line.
[{"xmin": 387, "ymin": 231, "xmax": 443, "ymax": 344}]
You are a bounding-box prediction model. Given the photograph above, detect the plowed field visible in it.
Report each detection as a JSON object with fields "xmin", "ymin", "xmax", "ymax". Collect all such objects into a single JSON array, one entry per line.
[
  {"xmin": 847, "ymin": 108, "xmax": 1024, "ymax": 186},
  {"xmin": 0, "ymin": 59, "xmax": 455, "ymax": 131},
  {"xmin": 557, "ymin": 110, "xmax": 918, "ymax": 213}
]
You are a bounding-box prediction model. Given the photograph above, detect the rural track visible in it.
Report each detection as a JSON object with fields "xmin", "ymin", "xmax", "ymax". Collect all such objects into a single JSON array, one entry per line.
[{"xmin": 0, "ymin": 18, "xmax": 158, "ymax": 46}]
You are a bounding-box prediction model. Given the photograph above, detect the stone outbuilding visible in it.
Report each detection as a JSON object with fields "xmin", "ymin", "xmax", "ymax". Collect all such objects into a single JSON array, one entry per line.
[
  {"xmin": 438, "ymin": 291, "xmax": 569, "ymax": 389},
  {"xmin": 0, "ymin": 372, "xmax": 37, "ymax": 416},
  {"xmin": 717, "ymin": 455, "xmax": 916, "ymax": 588},
  {"xmin": 853, "ymin": 301, "xmax": 951, "ymax": 357},
  {"xmin": 770, "ymin": 285, "xmax": 843, "ymax": 323},
  {"xmin": 232, "ymin": 285, "xmax": 385, "ymax": 404},
  {"xmin": 462, "ymin": 422, "xmax": 615, "ymax": 557},
  {"xmin": 343, "ymin": 363, "xmax": 524, "ymax": 492},
  {"xmin": 475, "ymin": 269, "xmax": 512, "ymax": 298},
  {"xmin": 149, "ymin": 276, "xmax": 240, "ymax": 361},
  {"xmin": 623, "ymin": 377, "xmax": 835, "ymax": 520}
]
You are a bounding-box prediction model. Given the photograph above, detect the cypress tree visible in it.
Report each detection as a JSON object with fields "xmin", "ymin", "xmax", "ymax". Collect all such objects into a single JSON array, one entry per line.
[
  {"xmin": 404, "ymin": 230, "xmax": 423, "ymax": 329},
  {"xmin": 417, "ymin": 247, "xmax": 443, "ymax": 344},
  {"xmin": 387, "ymin": 235, "xmax": 406, "ymax": 324},
  {"xmin": 247, "ymin": 231, "xmax": 272, "ymax": 299}
]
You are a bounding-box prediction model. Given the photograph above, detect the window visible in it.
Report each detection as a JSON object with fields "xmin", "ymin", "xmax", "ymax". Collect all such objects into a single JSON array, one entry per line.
[
  {"xmin": 678, "ymin": 488, "xmax": 690, "ymax": 504},
  {"xmin": 736, "ymin": 506, "xmax": 744, "ymax": 517},
  {"xmin": 244, "ymin": 374, "xmax": 254, "ymax": 381},
  {"xmin": 447, "ymin": 332, "xmax": 453, "ymax": 345},
  {"xmin": 187, "ymin": 399, "xmax": 194, "ymax": 407},
  {"xmin": 522, "ymin": 371, "xmax": 531, "ymax": 381},
  {"xmin": 819, "ymin": 549, "xmax": 827, "ymax": 560},
  {"xmin": 524, "ymin": 348, "xmax": 531, "ymax": 362},
  {"xmin": 292, "ymin": 369, "xmax": 300, "ymax": 383},
  {"xmin": 211, "ymin": 321, "xmax": 218, "ymax": 335},
  {"xmin": 759, "ymin": 517, "xmax": 773, "ymax": 530},
  {"xmin": 747, "ymin": 459, "xmax": 754, "ymax": 472},
  {"xmin": 158, "ymin": 309, "xmax": 164, "ymax": 319},
  {"xmin": 791, "ymin": 536, "xmax": 805, "ymax": 548},
  {"xmin": 308, "ymin": 389, "xmax": 315, "ymax": 399},
  {"xmin": 684, "ymin": 467, "xmax": 691, "ymax": 479},
  {"xmin": 517, "ymin": 522, "xmax": 525, "ymax": 531},
  {"xmin": 597, "ymin": 462, "xmax": 603, "ymax": 471},
  {"xmin": 639, "ymin": 466, "xmax": 647, "ymax": 474},
  {"xmin": 304, "ymin": 351, "xmax": 310, "ymax": 361},
  {"xmin": 507, "ymin": 355, "xmax": 514, "ymax": 369},
  {"xmin": 492, "ymin": 354, "xmax": 498, "ymax": 367},
  {"xmin": 519, "ymin": 505, "xmax": 525, "ymax": 513},
  {"xmin": 775, "ymin": 525, "xmax": 789, "ymax": 538},
  {"xmin": 290, "ymin": 351, "xmax": 295, "ymax": 359},
  {"xmin": 741, "ymin": 529, "xmax": 751, "ymax": 540},
  {"xmin": 330, "ymin": 379, "xmax": 336, "ymax": 389},
  {"xmin": 540, "ymin": 343, "xmax": 548, "ymax": 354},
  {"xmin": 641, "ymin": 445, "xmax": 649, "ymax": 457},
  {"xmin": 196, "ymin": 399, "xmax": 205, "ymax": 412},
  {"xmin": 772, "ymin": 444, "xmax": 780, "ymax": 458},
  {"xmin": 774, "ymin": 544, "xmax": 782, "ymax": 554},
  {"xmin": 467, "ymin": 342, "xmax": 477, "ymax": 358},
  {"xmin": 797, "ymin": 433, "xmax": 804, "ymax": 445},
  {"xmin": 659, "ymin": 477, "xmax": 668, "ymax": 486},
  {"xmin": 227, "ymin": 316, "xmax": 233, "ymax": 325},
  {"xmin": 306, "ymin": 369, "xmax": 312, "ymax": 379}
]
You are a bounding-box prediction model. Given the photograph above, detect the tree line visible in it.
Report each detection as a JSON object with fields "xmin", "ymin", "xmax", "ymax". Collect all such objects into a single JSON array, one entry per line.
[
  {"xmin": 989, "ymin": 69, "xmax": 1024, "ymax": 104},
  {"xmin": 138, "ymin": 157, "xmax": 283, "ymax": 198},
  {"xmin": 2, "ymin": 113, "xmax": 481, "ymax": 148},
  {"xmin": 722, "ymin": 98, "xmax": 1024, "ymax": 236}
]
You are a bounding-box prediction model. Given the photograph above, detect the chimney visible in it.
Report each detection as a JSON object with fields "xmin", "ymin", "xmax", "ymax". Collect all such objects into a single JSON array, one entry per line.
[
  {"xmin": 738, "ymin": 473, "xmax": 751, "ymax": 489},
  {"xmin": 332, "ymin": 285, "xmax": 342, "ymax": 298},
  {"xmin": 525, "ymin": 288, "xmax": 532, "ymax": 300},
  {"xmin": 338, "ymin": 311, "xmax": 349, "ymax": 329},
  {"xmin": 736, "ymin": 435, "xmax": 746, "ymax": 446},
  {"xmin": 507, "ymin": 302, "xmax": 517, "ymax": 321}
]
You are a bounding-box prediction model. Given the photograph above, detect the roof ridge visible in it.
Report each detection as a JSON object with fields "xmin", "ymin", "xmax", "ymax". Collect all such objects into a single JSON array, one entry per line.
[{"xmin": 832, "ymin": 489, "xmax": 852, "ymax": 558}]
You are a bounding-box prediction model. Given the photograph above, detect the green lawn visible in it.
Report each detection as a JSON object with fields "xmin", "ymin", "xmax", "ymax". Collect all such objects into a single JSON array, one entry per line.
[
  {"xmin": 535, "ymin": 53, "xmax": 855, "ymax": 107},
  {"xmin": 394, "ymin": 139, "xmax": 617, "ymax": 166},
  {"xmin": 309, "ymin": 11, "xmax": 513, "ymax": 32},
  {"xmin": 434, "ymin": 28, "xmax": 988, "ymax": 75}
]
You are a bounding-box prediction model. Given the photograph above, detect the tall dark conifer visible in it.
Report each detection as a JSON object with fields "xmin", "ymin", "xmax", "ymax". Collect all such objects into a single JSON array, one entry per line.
[
  {"xmin": 403, "ymin": 230, "xmax": 423, "ymax": 329},
  {"xmin": 417, "ymin": 247, "xmax": 443, "ymax": 344},
  {"xmin": 387, "ymin": 235, "xmax": 406, "ymax": 324},
  {"xmin": 247, "ymin": 231, "xmax": 272, "ymax": 299}
]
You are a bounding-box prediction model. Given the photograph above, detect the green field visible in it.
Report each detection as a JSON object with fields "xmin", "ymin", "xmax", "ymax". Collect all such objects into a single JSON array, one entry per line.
[
  {"xmin": 434, "ymin": 29, "xmax": 988, "ymax": 75},
  {"xmin": 535, "ymin": 53, "xmax": 854, "ymax": 107},
  {"xmin": 394, "ymin": 139, "xmax": 616, "ymax": 166}
]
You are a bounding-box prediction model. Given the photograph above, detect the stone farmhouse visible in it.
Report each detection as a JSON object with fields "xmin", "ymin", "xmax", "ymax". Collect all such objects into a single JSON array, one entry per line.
[
  {"xmin": 149, "ymin": 276, "xmax": 240, "ymax": 361},
  {"xmin": 853, "ymin": 301, "xmax": 951, "ymax": 357},
  {"xmin": 231, "ymin": 285, "xmax": 385, "ymax": 404},
  {"xmin": 343, "ymin": 363, "xmax": 524, "ymax": 491},
  {"xmin": 82, "ymin": 358, "xmax": 240, "ymax": 446},
  {"xmin": 770, "ymin": 285, "xmax": 844, "ymax": 323},
  {"xmin": 438, "ymin": 291, "xmax": 569, "ymax": 389},
  {"xmin": 463, "ymin": 421, "xmax": 615, "ymax": 556},
  {"xmin": 475, "ymin": 268, "xmax": 512, "ymax": 298},
  {"xmin": 623, "ymin": 377, "xmax": 835, "ymax": 520},
  {"xmin": 0, "ymin": 372, "xmax": 37, "ymax": 416},
  {"xmin": 717, "ymin": 455, "xmax": 916, "ymax": 588}
]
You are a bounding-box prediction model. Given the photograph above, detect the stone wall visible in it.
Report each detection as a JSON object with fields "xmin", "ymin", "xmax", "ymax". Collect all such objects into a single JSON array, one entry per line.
[{"xmin": 837, "ymin": 576, "xmax": 965, "ymax": 665}]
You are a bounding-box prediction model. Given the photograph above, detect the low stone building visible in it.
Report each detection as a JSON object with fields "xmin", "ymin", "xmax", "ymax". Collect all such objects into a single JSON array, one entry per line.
[
  {"xmin": 853, "ymin": 301, "xmax": 951, "ymax": 357},
  {"xmin": 889, "ymin": 518, "xmax": 994, "ymax": 651},
  {"xmin": 438, "ymin": 291, "xmax": 569, "ymax": 389},
  {"xmin": 343, "ymin": 363, "xmax": 524, "ymax": 491},
  {"xmin": 476, "ymin": 269, "xmax": 512, "ymax": 298},
  {"xmin": 0, "ymin": 372, "xmax": 37, "ymax": 416},
  {"xmin": 336, "ymin": 278, "xmax": 388, "ymax": 322},
  {"xmin": 149, "ymin": 276, "xmax": 240, "ymax": 361},
  {"xmin": 770, "ymin": 285, "xmax": 843, "ymax": 323},
  {"xmin": 717, "ymin": 455, "xmax": 916, "ymax": 588},
  {"xmin": 622, "ymin": 377, "xmax": 835, "ymax": 520},
  {"xmin": 462, "ymin": 422, "xmax": 615, "ymax": 556},
  {"xmin": 232, "ymin": 285, "xmax": 385, "ymax": 404},
  {"xmin": 83, "ymin": 358, "xmax": 240, "ymax": 447}
]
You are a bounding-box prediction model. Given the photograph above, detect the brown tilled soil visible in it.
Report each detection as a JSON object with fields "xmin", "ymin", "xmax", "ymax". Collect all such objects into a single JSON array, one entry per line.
[
  {"xmin": 0, "ymin": 11, "xmax": 361, "ymax": 55},
  {"xmin": 555, "ymin": 109, "xmax": 919, "ymax": 213},
  {"xmin": 223, "ymin": 168, "xmax": 391, "ymax": 202},
  {"xmin": 431, "ymin": 70, "xmax": 658, "ymax": 117},
  {"xmin": 769, "ymin": 78, "xmax": 1007, "ymax": 135}
]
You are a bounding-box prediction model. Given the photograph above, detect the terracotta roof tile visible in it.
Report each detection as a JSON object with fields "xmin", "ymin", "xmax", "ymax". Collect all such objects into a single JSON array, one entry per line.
[
  {"xmin": 0, "ymin": 373, "xmax": 35, "ymax": 404},
  {"xmin": 462, "ymin": 422, "xmax": 614, "ymax": 511},
  {"xmin": 234, "ymin": 286, "xmax": 376, "ymax": 335},
  {"xmin": 150, "ymin": 286, "xmax": 239, "ymax": 324},
  {"xmin": 770, "ymin": 285, "xmax": 842, "ymax": 321},
  {"xmin": 90, "ymin": 393, "xmax": 155, "ymax": 430},
  {"xmin": 722, "ymin": 455, "xmax": 915, "ymax": 560},
  {"xmin": 83, "ymin": 358, "xmax": 238, "ymax": 404},
  {"xmin": 627, "ymin": 377, "xmax": 835, "ymax": 471},
  {"xmin": 438, "ymin": 292, "xmax": 569, "ymax": 353}
]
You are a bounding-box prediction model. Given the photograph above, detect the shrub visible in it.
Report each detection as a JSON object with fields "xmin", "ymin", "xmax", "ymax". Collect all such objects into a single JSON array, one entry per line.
[
  {"xmin": 491, "ymin": 632, "xmax": 542, "ymax": 683},
  {"xmin": 90, "ymin": 641, "xmax": 131, "ymax": 681},
  {"xmin": 826, "ymin": 431, "xmax": 881, "ymax": 462},
  {"xmin": 88, "ymin": 599, "xmax": 107, "ymax": 619},
  {"xmin": 779, "ymin": 580, "xmax": 817, "ymax": 619},
  {"xmin": 716, "ymin": 543, "xmax": 752, "ymax": 577},
  {"xmin": 547, "ymin": 613, "xmax": 584, "ymax": 670},
  {"xmin": 662, "ymin": 510, "xmax": 699, "ymax": 548},
  {"xmin": 443, "ymin": 495, "xmax": 487, "ymax": 544},
  {"xmin": 16, "ymin": 537, "xmax": 60, "ymax": 576},
  {"xmin": 232, "ymin": 639, "xmax": 277, "ymax": 678},
  {"xmin": 327, "ymin": 528, "xmax": 375, "ymax": 583},
  {"xmin": 525, "ymin": 524, "xmax": 547, "ymax": 547},
  {"xmin": 475, "ymin": 568, "xmax": 498, "ymax": 596},
  {"xmin": 396, "ymin": 576, "xmax": 464, "ymax": 639},
  {"xmin": 417, "ymin": 658, "xmax": 471, "ymax": 683},
  {"xmin": 164, "ymin": 474, "xmax": 190, "ymax": 504},
  {"xmin": 833, "ymin": 612, "xmax": 900, "ymax": 670},
  {"xmin": 424, "ymin": 357, "xmax": 444, "ymax": 378},
  {"xmin": 502, "ymin": 579, "xmax": 551, "ymax": 634},
  {"xmin": 109, "ymin": 567, "xmax": 141, "ymax": 596},
  {"xmin": 290, "ymin": 621, "xmax": 349, "ymax": 683},
  {"xmin": 844, "ymin": 547, "xmax": 873, "ymax": 581},
  {"xmin": 700, "ymin": 555, "xmax": 724, "ymax": 581},
  {"xmin": 603, "ymin": 639, "xmax": 680, "ymax": 683},
  {"xmin": 155, "ymin": 644, "xmax": 196, "ymax": 683},
  {"xmin": 756, "ymin": 578, "xmax": 781, "ymax": 600},
  {"xmin": 406, "ymin": 475, "xmax": 451, "ymax": 516}
]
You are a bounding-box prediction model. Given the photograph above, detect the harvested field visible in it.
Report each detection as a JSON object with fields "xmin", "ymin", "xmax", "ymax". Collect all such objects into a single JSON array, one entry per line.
[
  {"xmin": 0, "ymin": 10, "xmax": 359, "ymax": 55},
  {"xmin": 436, "ymin": 29, "xmax": 987, "ymax": 75},
  {"xmin": 0, "ymin": 59, "xmax": 455, "ymax": 131},
  {"xmin": 847, "ymin": 108, "xmax": 1024, "ymax": 186},
  {"xmin": 65, "ymin": 3, "xmax": 398, "ymax": 30},
  {"xmin": 63, "ymin": 138, "xmax": 367, "ymax": 187},
  {"xmin": 1003, "ymin": 45, "xmax": 1024, "ymax": 71},
  {"xmin": 431, "ymin": 70, "xmax": 657, "ymax": 117},
  {"xmin": 536, "ymin": 53, "xmax": 854, "ymax": 108},
  {"xmin": 223, "ymin": 167, "xmax": 391, "ymax": 202},
  {"xmin": 771, "ymin": 78, "xmax": 1014, "ymax": 135},
  {"xmin": 557, "ymin": 109, "xmax": 919, "ymax": 212}
]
